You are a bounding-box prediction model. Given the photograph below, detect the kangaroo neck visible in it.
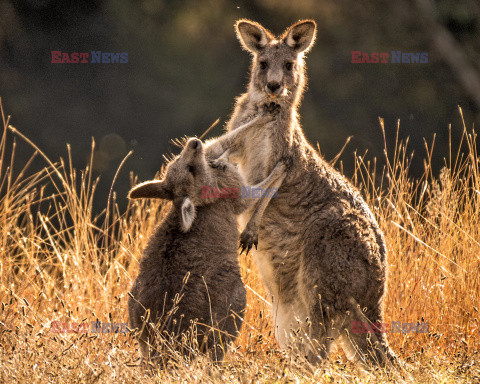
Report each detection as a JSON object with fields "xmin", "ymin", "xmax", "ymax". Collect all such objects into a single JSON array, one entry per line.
[{"xmin": 241, "ymin": 84, "xmax": 302, "ymax": 143}]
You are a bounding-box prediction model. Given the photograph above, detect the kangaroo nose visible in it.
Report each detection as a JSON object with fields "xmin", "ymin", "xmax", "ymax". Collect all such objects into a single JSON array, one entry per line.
[
  {"xmin": 189, "ymin": 138, "xmax": 202, "ymax": 150},
  {"xmin": 267, "ymin": 82, "xmax": 281, "ymax": 93}
]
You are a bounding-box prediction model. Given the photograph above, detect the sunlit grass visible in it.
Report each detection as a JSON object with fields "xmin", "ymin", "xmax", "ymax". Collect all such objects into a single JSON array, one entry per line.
[{"xmin": 0, "ymin": 100, "xmax": 478, "ymax": 382}]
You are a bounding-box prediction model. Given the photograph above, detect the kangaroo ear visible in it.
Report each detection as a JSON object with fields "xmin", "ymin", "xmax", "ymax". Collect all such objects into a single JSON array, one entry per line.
[
  {"xmin": 180, "ymin": 197, "xmax": 196, "ymax": 232},
  {"xmin": 128, "ymin": 180, "xmax": 172, "ymax": 200},
  {"xmin": 235, "ymin": 19, "xmax": 272, "ymax": 53},
  {"xmin": 283, "ymin": 20, "xmax": 317, "ymax": 53}
]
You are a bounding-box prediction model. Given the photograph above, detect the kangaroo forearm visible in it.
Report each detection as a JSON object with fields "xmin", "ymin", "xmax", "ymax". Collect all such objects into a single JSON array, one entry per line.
[
  {"xmin": 238, "ymin": 161, "xmax": 286, "ymax": 254},
  {"xmin": 251, "ymin": 161, "xmax": 285, "ymax": 191},
  {"xmin": 244, "ymin": 172, "xmax": 285, "ymax": 226},
  {"xmin": 243, "ymin": 162, "xmax": 286, "ymax": 223},
  {"xmin": 208, "ymin": 114, "xmax": 272, "ymax": 159}
]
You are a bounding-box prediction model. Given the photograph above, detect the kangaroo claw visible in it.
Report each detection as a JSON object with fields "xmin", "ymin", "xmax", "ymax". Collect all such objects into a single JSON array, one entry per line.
[
  {"xmin": 239, "ymin": 229, "xmax": 259, "ymax": 255},
  {"xmin": 209, "ymin": 160, "xmax": 228, "ymax": 172}
]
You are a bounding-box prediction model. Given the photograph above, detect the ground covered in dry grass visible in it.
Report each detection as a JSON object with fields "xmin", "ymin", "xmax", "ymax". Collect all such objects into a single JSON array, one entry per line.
[{"xmin": 0, "ymin": 101, "xmax": 479, "ymax": 383}]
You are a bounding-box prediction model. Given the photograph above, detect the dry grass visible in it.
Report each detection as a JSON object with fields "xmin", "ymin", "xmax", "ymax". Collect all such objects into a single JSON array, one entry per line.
[{"xmin": 0, "ymin": 100, "xmax": 479, "ymax": 383}]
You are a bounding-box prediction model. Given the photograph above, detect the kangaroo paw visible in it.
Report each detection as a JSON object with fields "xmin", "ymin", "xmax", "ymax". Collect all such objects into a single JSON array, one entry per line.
[
  {"xmin": 208, "ymin": 159, "xmax": 228, "ymax": 172},
  {"xmin": 263, "ymin": 102, "xmax": 281, "ymax": 115},
  {"xmin": 239, "ymin": 229, "xmax": 258, "ymax": 255}
]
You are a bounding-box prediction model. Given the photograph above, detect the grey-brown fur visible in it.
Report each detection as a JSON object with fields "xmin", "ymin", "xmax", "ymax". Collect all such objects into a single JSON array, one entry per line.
[
  {"xmin": 212, "ymin": 19, "xmax": 398, "ymax": 366},
  {"xmin": 128, "ymin": 134, "xmax": 285, "ymax": 364}
]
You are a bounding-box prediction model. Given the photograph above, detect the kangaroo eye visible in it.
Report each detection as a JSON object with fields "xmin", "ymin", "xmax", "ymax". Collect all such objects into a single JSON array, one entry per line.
[
  {"xmin": 285, "ymin": 62, "xmax": 293, "ymax": 71},
  {"xmin": 259, "ymin": 61, "xmax": 268, "ymax": 70},
  {"xmin": 187, "ymin": 165, "xmax": 196, "ymax": 176}
]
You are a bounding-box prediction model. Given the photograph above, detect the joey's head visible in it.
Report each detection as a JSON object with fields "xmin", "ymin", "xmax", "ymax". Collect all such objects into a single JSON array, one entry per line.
[
  {"xmin": 235, "ymin": 19, "xmax": 316, "ymax": 103},
  {"xmin": 128, "ymin": 138, "xmax": 215, "ymax": 232}
]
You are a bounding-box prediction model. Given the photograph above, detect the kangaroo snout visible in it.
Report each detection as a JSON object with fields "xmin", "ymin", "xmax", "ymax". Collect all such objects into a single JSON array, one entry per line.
[
  {"xmin": 266, "ymin": 82, "xmax": 282, "ymax": 95},
  {"xmin": 188, "ymin": 138, "xmax": 202, "ymax": 150}
]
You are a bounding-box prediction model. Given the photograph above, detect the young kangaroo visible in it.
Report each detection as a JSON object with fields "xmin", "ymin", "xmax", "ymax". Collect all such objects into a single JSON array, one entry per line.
[
  {"xmin": 211, "ymin": 20, "xmax": 398, "ymax": 366},
  {"xmin": 128, "ymin": 132, "xmax": 285, "ymax": 363}
]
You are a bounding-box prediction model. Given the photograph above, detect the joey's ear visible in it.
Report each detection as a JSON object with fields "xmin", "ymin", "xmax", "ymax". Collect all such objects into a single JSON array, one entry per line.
[
  {"xmin": 283, "ymin": 20, "xmax": 317, "ymax": 53},
  {"xmin": 128, "ymin": 180, "xmax": 172, "ymax": 200},
  {"xmin": 235, "ymin": 19, "xmax": 272, "ymax": 53},
  {"xmin": 180, "ymin": 197, "xmax": 196, "ymax": 232}
]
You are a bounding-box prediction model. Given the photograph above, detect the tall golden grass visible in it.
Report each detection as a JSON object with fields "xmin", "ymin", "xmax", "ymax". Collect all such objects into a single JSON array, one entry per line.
[{"xmin": 0, "ymin": 100, "xmax": 478, "ymax": 383}]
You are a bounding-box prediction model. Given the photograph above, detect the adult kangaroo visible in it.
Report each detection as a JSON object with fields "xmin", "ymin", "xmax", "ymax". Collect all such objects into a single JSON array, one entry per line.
[{"xmin": 214, "ymin": 19, "xmax": 398, "ymax": 366}]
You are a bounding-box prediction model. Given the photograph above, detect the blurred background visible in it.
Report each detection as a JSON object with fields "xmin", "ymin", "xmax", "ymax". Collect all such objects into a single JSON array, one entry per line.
[{"xmin": 0, "ymin": 0, "xmax": 479, "ymax": 212}]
